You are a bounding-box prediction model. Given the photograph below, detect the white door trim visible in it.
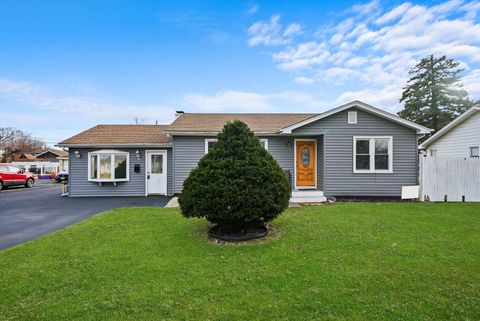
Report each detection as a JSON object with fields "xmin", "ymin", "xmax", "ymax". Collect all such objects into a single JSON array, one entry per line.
[
  {"xmin": 294, "ymin": 138, "xmax": 317, "ymax": 190},
  {"xmin": 145, "ymin": 150, "xmax": 168, "ymax": 196}
]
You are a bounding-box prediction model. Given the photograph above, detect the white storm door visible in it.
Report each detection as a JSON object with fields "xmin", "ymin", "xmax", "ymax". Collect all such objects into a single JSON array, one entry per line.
[{"xmin": 146, "ymin": 151, "xmax": 167, "ymax": 195}]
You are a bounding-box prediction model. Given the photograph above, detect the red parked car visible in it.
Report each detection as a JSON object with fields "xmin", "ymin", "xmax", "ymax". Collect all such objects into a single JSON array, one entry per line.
[{"xmin": 0, "ymin": 164, "xmax": 35, "ymax": 191}]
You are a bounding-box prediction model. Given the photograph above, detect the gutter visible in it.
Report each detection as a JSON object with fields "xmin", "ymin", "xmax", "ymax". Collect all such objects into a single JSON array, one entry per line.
[
  {"xmin": 165, "ymin": 131, "xmax": 279, "ymax": 136},
  {"xmin": 56, "ymin": 143, "xmax": 173, "ymax": 148}
]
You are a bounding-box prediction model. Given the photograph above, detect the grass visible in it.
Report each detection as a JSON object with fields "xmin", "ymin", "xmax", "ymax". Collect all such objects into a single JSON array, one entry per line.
[{"xmin": 1, "ymin": 203, "xmax": 479, "ymax": 321}]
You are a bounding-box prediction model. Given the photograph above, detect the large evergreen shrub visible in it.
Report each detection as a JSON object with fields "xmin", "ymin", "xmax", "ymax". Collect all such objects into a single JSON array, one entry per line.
[{"xmin": 179, "ymin": 120, "xmax": 291, "ymax": 232}]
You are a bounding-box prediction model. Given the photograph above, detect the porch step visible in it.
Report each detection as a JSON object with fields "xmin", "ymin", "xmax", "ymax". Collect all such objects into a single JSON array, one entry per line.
[{"xmin": 290, "ymin": 190, "xmax": 326, "ymax": 203}]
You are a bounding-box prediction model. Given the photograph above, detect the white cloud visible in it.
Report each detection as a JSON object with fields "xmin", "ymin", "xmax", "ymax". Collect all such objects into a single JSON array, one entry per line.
[
  {"xmin": 294, "ymin": 76, "xmax": 315, "ymax": 85},
  {"xmin": 181, "ymin": 89, "xmax": 327, "ymax": 112},
  {"xmin": 247, "ymin": 15, "xmax": 302, "ymax": 46},
  {"xmin": 334, "ymin": 85, "xmax": 403, "ymax": 113},
  {"xmin": 248, "ymin": 0, "xmax": 480, "ymax": 108},
  {"xmin": 183, "ymin": 90, "xmax": 273, "ymax": 112},
  {"xmin": 375, "ymin": 3, "xmax": 412, "ymax": 25},
  {"xmin": 273, "ymin": 41, "xmax": 329, "ymax": 70},
  {"xmin": 0, "ymin": 77, "xmax": 176, "ymax": 124},
  {"xmin": 283, "ymin": 23, "xmax": 302, "ymax": 37},
  {"xmin": 463, "ymin": 69, "xmax": 480, "ymax": 97},
  {"xmin": 247, "ymin": 4, "xmax": 259, "ymax": 15}
]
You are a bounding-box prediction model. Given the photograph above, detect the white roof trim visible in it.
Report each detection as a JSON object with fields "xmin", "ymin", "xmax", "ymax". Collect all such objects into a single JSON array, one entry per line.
[
  {"xmin": 35, "ymin": 150, "xmax": 65, "ymax": 157},
  {"xmin": 165, "ymin": 131, "xmax": 277, "ymax": 136},
  {"xmin": 419, "ymin": 106, "xmax": 480, "ymax": 149},
  {"xmin": 280, "ymin": 100, "xmax": 432, "ymax": 134},
  {"xmin": 56, "ymin": 143, "xmax": 172, "ymax": 148}
]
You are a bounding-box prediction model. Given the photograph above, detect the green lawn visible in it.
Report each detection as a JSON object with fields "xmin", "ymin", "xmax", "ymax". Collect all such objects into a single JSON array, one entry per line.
[{"xmin": 1, "ymin": 203, "xmax": 479, "ymax": 321}]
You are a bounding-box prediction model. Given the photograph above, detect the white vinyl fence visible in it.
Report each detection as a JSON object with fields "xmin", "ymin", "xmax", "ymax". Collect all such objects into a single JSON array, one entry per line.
[{"xmin": 420, "ymin": 156, "xmax": 480, "ymax": 202}]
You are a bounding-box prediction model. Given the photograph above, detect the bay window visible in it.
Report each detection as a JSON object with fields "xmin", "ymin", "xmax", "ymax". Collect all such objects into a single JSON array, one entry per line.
[
  {"xmin": 353, "ymin": 137, "xmax": 393, "ymax": 173},
  {"xmin": 88, "ymin": 150, "xmax": 129, "ymax": 182}
]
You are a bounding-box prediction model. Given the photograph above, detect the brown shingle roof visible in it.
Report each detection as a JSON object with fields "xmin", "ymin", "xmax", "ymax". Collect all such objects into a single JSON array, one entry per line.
[
  {"xmin": 58, "ymin": 125, "xmax": 171, "ymax": 146},
  {"xmin": 168, "ymin": 113, "xmax": 319, "ymax": 133},
  {"xmin": 35, "ymin": 148, "xmax": 68, "ymax": 157}
]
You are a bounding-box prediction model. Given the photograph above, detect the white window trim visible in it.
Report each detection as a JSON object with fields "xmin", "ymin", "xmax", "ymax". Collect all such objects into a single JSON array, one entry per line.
[
  {"xmin": 204, "ymin": 139, "xmax": 218, "ymax": 154},
  {"xmin": 353, "ymin": 136, "xmax": 393, "ymax": 174},
  {"xmin": 293, "ymin": 138, "xmax": 317, "ymax": 190},
  {"xmin": 87, "ymin": 150, "xmax": 130, "ymax": 183},
  {"xmin": 145, "ymin": 150, "xmax": 168, "ymax": 196},
  {"xmin": 204, "ymin": 138, "xmax": 269, "ymax": 154},
  {"xmin": 470, "ymin": 146, "xmax": 479, "ymax": 157},
  {"xmin": 260, "ymin": 138, "xmax": 268, "ymax": 150},
  {"xmin": 348, "ymin": 111, "xmax": 357, "ymax": 124}
]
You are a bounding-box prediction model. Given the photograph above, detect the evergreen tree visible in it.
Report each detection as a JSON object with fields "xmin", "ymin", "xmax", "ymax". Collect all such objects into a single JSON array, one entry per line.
[
  {"xmin": 398, "ymin": 55, "xmax": 474, "ymax": 134},
  {"xmin": 179, "ymin": 120, "xmax": 291, "ymax": 234}
]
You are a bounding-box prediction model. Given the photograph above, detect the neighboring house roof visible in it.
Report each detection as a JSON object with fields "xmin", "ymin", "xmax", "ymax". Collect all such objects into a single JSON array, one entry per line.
[
  {"xmin": 58, "ymin": 125, "xmax": 171, "ymax": 147},
  {"xmin": 35, "ymin": 148, "xmax": 68, "ymax": 158},
  {"xmin": 167, "ymin": 113, "xmax": 318, "ymax": 134},
  {"xmin": 419, "ymin": 106, "xmax": 480, "ymax": 149},
  {"xmin": 15, "ymin": 153, "xmax": 36, "ymax": 161},
  {"xmin": 281, "ymin": 101, "xmax": 431, "ymax": 134}
]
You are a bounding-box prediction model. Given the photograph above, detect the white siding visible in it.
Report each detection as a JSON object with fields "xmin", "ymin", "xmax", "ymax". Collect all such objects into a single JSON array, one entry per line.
[{"xmin": 427, "ymin": 111, "xmax": 480, "ymax": 157}]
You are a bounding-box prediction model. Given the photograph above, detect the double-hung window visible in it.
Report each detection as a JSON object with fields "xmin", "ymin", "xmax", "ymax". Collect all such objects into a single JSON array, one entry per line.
[
  {"xmin": 88, "ymin": 150, "xmax": 129, "ymax": 182},
  {"xmin": 204, "ymin": 138, "xmax": 269, "ymax": 154},
  {"xmin": 353, "ymin": 136, "xmax": 393, "ymax": 173}
]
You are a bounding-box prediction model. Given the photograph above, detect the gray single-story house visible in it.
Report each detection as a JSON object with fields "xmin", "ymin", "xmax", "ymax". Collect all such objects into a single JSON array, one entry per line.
[{"xmin": 58, "ymin": 101, "xmax": 431, "ymax": 201}]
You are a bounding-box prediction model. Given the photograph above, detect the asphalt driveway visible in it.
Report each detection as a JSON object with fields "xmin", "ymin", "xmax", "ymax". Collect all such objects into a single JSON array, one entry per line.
[{"xmin": 0, "ymin": 185, "xmax": 170, "ymax": 250}]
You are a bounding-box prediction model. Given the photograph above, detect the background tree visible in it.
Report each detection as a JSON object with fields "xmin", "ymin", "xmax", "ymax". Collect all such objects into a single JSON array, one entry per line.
[
  {"xmin": 131, "ymin": 116, "xmax": 146, "ymax": 124},
  {"xmin": 179, "ymin": 120, "xmax": 291, "ymax": 236},
  {"xmin": 398, "ymin": 55, "xmax": 474, "ymax": 135},
  {"xmin": 0, "ymin": 127, "xmax": 44, "ymax": 162}
]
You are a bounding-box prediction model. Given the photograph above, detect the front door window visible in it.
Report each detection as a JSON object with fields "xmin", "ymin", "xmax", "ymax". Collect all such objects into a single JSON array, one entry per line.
[{"xmin": 301, "ymin": 147, "xmax": 310, "ymax": 167}]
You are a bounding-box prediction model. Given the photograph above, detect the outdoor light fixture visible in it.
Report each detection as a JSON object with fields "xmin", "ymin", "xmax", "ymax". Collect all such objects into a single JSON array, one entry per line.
[
  {"xmin": 135, "ymin": 150, "xmax": 141, "ymax": 160},
  {"xmin": 74, "ymin": 150, "xmax": 81, "ymax": 158},
  {"xmin": 286, "ymin": 141, "xmax": 292, "ymax": 147}
]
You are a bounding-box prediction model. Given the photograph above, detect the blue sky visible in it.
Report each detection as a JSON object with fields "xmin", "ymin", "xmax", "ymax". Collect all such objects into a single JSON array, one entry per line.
[{"xmin": 1, "ymin": 0, "xmax": 479, "ymax": 145}]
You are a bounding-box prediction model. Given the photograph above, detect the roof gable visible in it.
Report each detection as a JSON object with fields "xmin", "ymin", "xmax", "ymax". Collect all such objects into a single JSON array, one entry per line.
[
  {"xmin": 281, "ymin": 101, "xmax": 431, "ymax": 134},
  {"xmin": 419, "ymin": 106, "xmax": 480, "ymax": 149},
  {"xmin": 35, "ymin": 148, "xmax": 68, "ymax": 158}
]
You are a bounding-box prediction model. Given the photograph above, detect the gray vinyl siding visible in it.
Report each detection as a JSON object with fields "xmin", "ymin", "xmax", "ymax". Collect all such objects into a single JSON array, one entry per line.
[
  {"xmin": 172, "ymin": 135, "xmax": 319, "ymax": 193},
  {"xmin": 293, "ymin": 107, "xmax": 418, "ymax": 197},
  {"xmin": 172, "ymin": 137, "xmax": 206, "ymax": 194},
  {"xmin": 68, "ymin": 148, "xmax": 173, "ymax": 197}
]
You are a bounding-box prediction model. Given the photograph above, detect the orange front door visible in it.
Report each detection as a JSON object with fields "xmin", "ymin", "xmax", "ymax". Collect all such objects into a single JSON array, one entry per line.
[{"xmin": 296, "ymin": 140, "xmax": 316, "ymax": 187}]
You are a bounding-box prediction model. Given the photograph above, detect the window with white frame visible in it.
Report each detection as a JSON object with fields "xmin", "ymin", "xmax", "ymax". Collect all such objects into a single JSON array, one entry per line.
[
  {"xmin": 88, "ymin": 150, "xmax": 129, "ymax": 182},
  {"xmin": 205, "ymin": 139, "xmax": 218, "ymax": 154},
  {"xmin": 348, "ymin": 111, "xmax": 357, "ymax": 124},
  {"xmin": 259, "ymin": 139, "xmax": 268, "ymax": 150},
  {"xmin": 353, "ymin": 137, "xmax": 393, "ymax": 173},
  {"xmin": 470, "ymin": 146, "xmax": 479, "ymax": 158},
  {"xmin": 204, "ymin": 138, "xmax": 268, "ymax": 154}
]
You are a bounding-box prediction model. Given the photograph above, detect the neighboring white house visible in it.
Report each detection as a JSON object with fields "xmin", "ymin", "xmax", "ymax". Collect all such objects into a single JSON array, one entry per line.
[{"xmin": 420, "ymin": 106, "xmax": 480, "ymax": 157}]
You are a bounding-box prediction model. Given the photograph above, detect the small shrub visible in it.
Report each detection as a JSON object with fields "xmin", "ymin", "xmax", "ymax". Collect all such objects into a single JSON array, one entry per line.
[{"xmin": 179, "ymin": 120, "xmax": 291, "ymax": 233}]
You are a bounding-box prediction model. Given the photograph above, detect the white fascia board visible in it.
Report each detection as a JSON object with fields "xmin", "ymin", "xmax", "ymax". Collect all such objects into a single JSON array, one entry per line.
[
  {"xmin": 56, "ymin": 143, "xmax": 172, "ymax": 148},
  {"xmin": 280, "ymin": 100, "xmax": 432, "ymax": 135},
  {"xmin": 165, "ymin": 131, "xmax": 278, "ymax": 136}
]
